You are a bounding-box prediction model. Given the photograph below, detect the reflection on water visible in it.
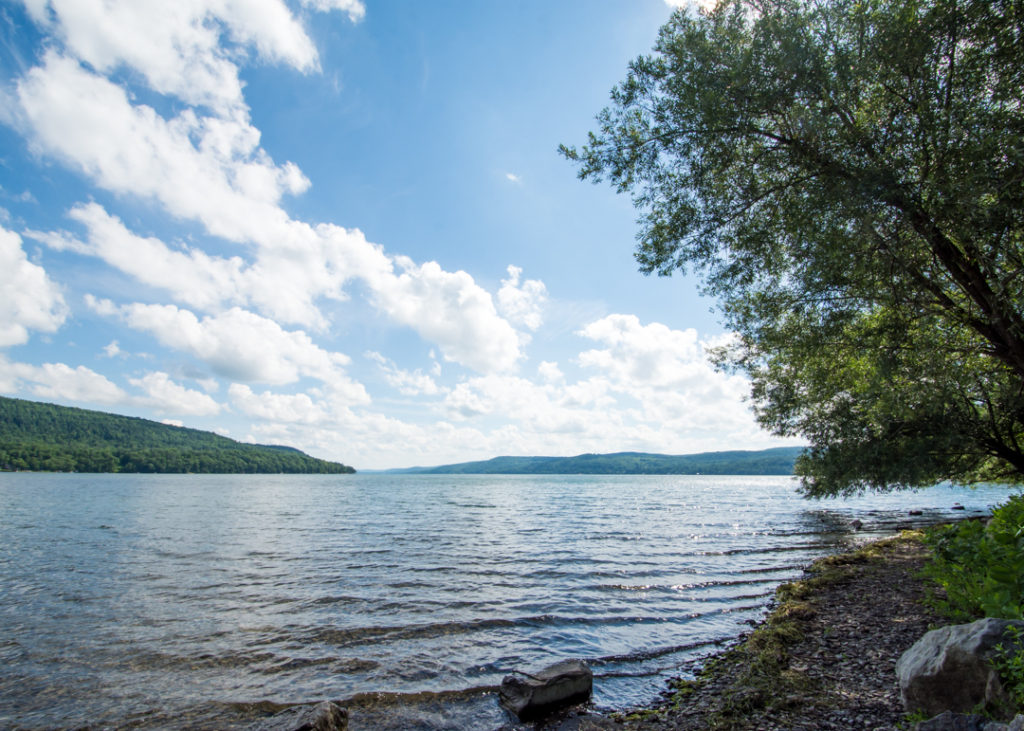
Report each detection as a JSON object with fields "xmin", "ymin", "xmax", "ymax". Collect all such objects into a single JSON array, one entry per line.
[{"xmin": 0, "ymin": 473, "xmax": 1006, "ymax": 729}]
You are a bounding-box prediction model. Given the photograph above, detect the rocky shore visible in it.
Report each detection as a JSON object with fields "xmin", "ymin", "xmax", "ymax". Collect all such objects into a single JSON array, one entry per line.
[{"xmin": 539, "ymin": 532, "xmax": 946, "ymax": 730}]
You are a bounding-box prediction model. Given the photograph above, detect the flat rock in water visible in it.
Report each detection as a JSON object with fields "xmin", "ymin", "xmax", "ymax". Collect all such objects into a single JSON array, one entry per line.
[
  {"xmin": 499, "ymin": 660, "xmax": 593, "ymax": 721},
  {"xmin": 897, "ymin": 618, "xmax": 1024, "ymax": 717},
  {"xmin": 249, "ymin": 700, "xmax": 348, "ymax": 731}
]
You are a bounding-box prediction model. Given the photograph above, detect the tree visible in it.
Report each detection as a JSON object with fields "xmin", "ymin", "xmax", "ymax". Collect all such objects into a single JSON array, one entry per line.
[{"xmin": 562, "ymin": 0, "xmax": 1024, "ymax": 496}]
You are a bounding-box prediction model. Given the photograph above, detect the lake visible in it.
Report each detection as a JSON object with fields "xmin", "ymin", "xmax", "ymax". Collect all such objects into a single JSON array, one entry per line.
[{"xmin": 0, "ymin": 473, "xmax": 1009, "ymax": 729}]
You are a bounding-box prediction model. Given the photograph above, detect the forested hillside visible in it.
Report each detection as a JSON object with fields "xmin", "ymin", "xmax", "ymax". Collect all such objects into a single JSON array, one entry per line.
[
  {"xmin": 392, "ymin": 447, "xmax": 803, "ymax": 475},
  {"xmin": 0, "ymin": 396, "xmax": 354, "ymax": 473}
]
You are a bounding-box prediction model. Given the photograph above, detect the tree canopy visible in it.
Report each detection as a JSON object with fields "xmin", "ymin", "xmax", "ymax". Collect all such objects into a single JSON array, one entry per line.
[{"xmin": 562, "ymin": 0, "xmax": 1024, "ymax": 496}]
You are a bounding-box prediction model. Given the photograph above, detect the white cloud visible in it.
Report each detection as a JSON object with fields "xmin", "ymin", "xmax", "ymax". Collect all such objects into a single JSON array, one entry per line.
[
  {"xmin": 498, "ymin": 265, "xmax": 547, "ymax": 331},
  {"xmin": 423, "ymin": 315, "xmax": 771, "ymax": 464},
  {"xmin": 30, "ymin": 204, "xmax": 389, "ymax": 330},
  {"xmin": 537, "ymin": 360, "xmax": 563, "ymax": 382},
  {"xmin": 299, "ymin": 0, "xmax": 365, "ymax": 21},
  {"xmin": 30, "ymin": 202, "xmax": 251, "ymax": 312},
  {"xmin": 664, "ymin": 0, "xmax": 720, "ymax": 12},
  {"xmin": 505, "ymin": 172, "xmax": 521, "ymax": 184},
  {"xmin": 0, "ymin": 357, "xmax": 127, "ymax": 404},
  {"xmin": 88, "ymin": 298, "xmax": 363, "ymax": 390},
  {"xmin": 577, "ymin": 314, "xmax": 705, "ymax": 388},
  {"xmin": 34, "ymin": 204, "xmax": 526, "ymax": 370},
  {"xmin": 16, "ymin": 37, "xmax": 529, "ymax": 368},
  {"xmin": 130, "ymin": 371, "xmax": 222, "ymax": 416},
  {"xmin": 24, "ymin": 0, "xmax": 364, "ymax": 116},
  {"xmin": 576, "ymin": 314, "xmax": 755, "ymax": 432},
  {"xmin": 366, "ymin": 351, "xmax": 443, "ymax": 396},
  {"xmin": 367, "ymin": 257, "xmax": 523, "ymax": 373},
  {"xmin": 228, "ymin": 383, "xmax": 327, "ymax": 423},
  {"xmin": 0, "ymin": 225, "xmax": 67, "ymax": 347},
  {"xmin": 17, "ymin": 52, "xmax": 305, "ymax": 246},
  {"xmin": 444, "ymin": 373, "xmax": 612, "ymax": 428}
]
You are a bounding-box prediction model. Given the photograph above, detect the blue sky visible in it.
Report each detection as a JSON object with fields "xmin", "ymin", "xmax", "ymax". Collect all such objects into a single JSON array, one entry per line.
[{"xmin": 0, "ymin": 0, "xmax": 796, "ymax": 469}]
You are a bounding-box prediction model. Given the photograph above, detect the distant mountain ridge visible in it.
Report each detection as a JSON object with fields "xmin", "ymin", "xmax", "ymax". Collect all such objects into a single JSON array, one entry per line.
[
  {"xmin": 0, "ymin": 396, "xmax": 354, "ymax": 474},
  {"xmin": 385, "ymin": 447, "xmax": 804, "ymax": 475}
]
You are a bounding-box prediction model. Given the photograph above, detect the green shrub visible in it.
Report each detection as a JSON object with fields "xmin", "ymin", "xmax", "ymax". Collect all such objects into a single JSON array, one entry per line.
[
  {"xmin": 921, "ymin": 494, "xmax": 1024, "ymax": 621},
  {"xmin": 992, "ymin": 625, "xmax": 1024, "ymax": 709}
]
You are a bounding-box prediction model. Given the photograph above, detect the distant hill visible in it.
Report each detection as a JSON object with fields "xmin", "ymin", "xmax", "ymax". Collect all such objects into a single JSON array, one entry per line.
[
  {"xmin": 386, "ymin": 447, "xmax": 804, "ymax": 475},
  {"xmin": 0, "ymin": 396, "xmax": 354, "ymax": 474}
]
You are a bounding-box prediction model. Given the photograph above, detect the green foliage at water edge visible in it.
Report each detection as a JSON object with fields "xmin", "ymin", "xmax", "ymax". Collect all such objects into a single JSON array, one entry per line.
[
  {"xmin": 922, "ymin": 495, "xmax": 1024, "ymax": 621},
  {"xmin": 0, "ymin": 396, "xmax": 354, "ymax": 474},
  {"xmin": 993, "ymin": 625, "xmax": 1024, "ymax": 711}
]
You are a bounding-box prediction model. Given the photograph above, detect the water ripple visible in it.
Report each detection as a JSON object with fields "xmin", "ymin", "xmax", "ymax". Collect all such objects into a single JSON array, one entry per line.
[{"xmin": 0, "ymin": 473, "xmax": 1004, "ymax": 729}]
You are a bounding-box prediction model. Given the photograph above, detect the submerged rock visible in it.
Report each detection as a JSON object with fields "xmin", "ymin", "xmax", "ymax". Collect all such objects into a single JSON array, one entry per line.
[
  {"xmin": 897, "ymin": 618, "xmax": 1024, "ymax": 717},
  {"xmin": 499, "ymin": 660, "xmax": 593, "ymax": 721},
  {"xmin": 249, "ymin": 700, "xmax": 348, "ymax": 731}
]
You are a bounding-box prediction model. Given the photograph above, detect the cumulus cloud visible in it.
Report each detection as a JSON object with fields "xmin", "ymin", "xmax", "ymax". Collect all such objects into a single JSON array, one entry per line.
[
  {"xmin": 0, "ymin": 357, "xmax": 127, "ymax": 404},
  {"xmin": 88, "ymin": 298, "xmax": 362, "ymax": 389},
  {"xmin": 0, "ymin": 225, "xmax": 67, "ymax": 347},
  {"xmin": 366, "ymin": 351, "xmax": 443, "ymax": 396},
  {"xmin": 299, "ymin": 0, "xmax": 365, "ymax": 21},
  {"xmin": 30, "ymin": 202, "xmax": 251, "ymax": 313},
  {"xmin": 664, "ymin": 0, "xmax": 720, "ymax": 12},
  {"xmin": 17, "ymin": 57, "xmax": 527, "ymax": 364},
  {"xmin": 368, "ymin": 257, "xmax": 523, "ymax": 373},
  {"xmin": 444, "ymin": 373, "xmax": 612, "ymax": 429},
  {"xmin": 228, "ymin": 383, "xmax": 328, "ymax": 423},
  {"xmin": 429, "ymin": 315, "xmax": 768, "ymax": 462},
  {"xmin": 537, "ymin": 361, "xmax": 563, "ymax": 383},
  {"xmin": 577, "ymin": 314, "xmax": 755, "ymax": 431},
  {"xmin": 498, "ymin": 265, "xmax": 547, "ymax": 331},
  {"xmin": 14, "ymin": 7, "xmax": 530, "ymax": 370},
  {"xmin": 130, "ymin": 371, "xmax": 222, "ymax": 416},
  {"xmin": 23, "ymin": 0, "xmax": 364, "ymax": 115},
  {"xmin": 577, "ymin": 314, "xmax": 706, "ymax": 388},
  {"xmin": 17, "ymin": 52, "xmax": 306, "ymax": 246}
]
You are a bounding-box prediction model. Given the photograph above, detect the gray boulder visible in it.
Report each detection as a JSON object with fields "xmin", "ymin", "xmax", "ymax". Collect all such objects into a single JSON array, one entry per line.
[
  {"xmin": 249, "ymin": 701, "xmax": 348, "ymax": 731},
  {"xmin": 913, "ymin": 712, "xmax": 989, "ymax": 731},
  {"xmin": 897, "ymin": 618, "xmax": 1024, "ymax": 717},
  {"xmin": 914, "ymin": 713, "xmax": 1024, "ymax": 731},
  {"xmin": 499, "ymin": 659, "xmax": 593, "ymax": 720}
]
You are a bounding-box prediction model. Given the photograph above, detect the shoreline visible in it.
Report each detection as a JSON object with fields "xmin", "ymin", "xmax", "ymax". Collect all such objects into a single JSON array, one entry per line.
[{"xmin": 533, "ymin": 531, "xmax": 946, "ymax": 730}]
